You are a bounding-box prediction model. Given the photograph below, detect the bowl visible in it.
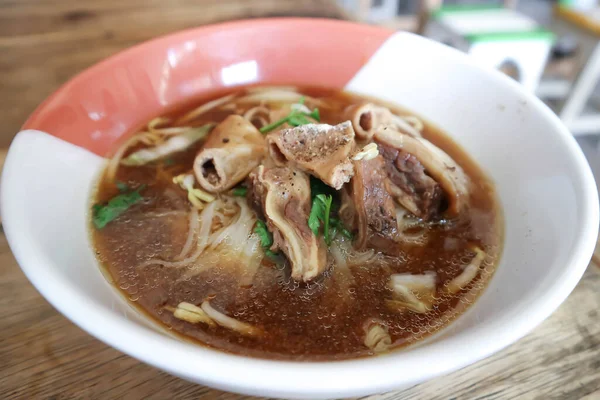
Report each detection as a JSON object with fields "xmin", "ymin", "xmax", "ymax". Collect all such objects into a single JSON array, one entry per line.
[{"xmin": 2, "ymin": 18, "xmax": 598, "ymax": 399}]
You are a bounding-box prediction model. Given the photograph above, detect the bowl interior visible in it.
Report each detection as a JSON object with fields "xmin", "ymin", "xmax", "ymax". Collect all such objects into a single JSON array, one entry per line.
[{"xmin": 3, "ymin": 19, "xmax": 598, "ymax": 399}]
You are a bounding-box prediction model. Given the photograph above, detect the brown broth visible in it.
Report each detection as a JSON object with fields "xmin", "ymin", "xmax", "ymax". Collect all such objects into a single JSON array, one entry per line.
[{"xmin": 91, "ymin": 87, "xmax": 503, "ymax": 360}]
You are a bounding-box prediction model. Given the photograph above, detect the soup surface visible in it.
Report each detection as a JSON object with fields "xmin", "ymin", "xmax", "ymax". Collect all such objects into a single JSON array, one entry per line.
[{"xmin": 91, "ymin": 86, "xmax": 503, "ymax": 360}]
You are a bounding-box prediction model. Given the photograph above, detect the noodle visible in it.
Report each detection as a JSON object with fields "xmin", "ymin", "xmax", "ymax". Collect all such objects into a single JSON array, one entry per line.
[
  {"xmin": 176, "ymin": 208, "xmax": 199, "ymax": 260},
  {"xmin": 177, "ymin": 93, "xmax": 238, "ymax": 124},
  {"xmin": 136, "ymin": 239, "xmax": 206, "ymax": 269},
  {"xmin": 106, "ymin": 132, "xmax": 160, "ymax": 181},
  {"xmin": 137, "ymin": 200, "xmax": 219, "ymax": 269},
  {"xmin": 148, "ymin": 117, "xmax": 170, "ymax": 131},
  {"xmin": 201, "ymin": 301, "xmax": 262, "ymax": 336},
  {"xmin": 148, "ymin": 127, "xmax": 193, "ymax": 135},
  {"xmin": 237, "ymin": 89, "xmax": 326, "ymax": 108},
  {"xmin": 396, "ymin": 207, "xmax": 429, "ymax": 246}
]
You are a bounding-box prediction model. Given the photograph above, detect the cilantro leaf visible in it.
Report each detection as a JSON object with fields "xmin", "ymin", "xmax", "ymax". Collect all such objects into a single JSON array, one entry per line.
[
  {"xmin": 316, "ymin": 194, "xmax": 333, "ymax": 245},
  {"xmin": 232, "ymin": 186, "xmax": 248, "ymax": 197},
  {"xmin": 308, "ymin": 194, "xmax": 333, "ymax": 245},
  {"xmin": 259, "ymin": 102, "xmax": 321, "ymax": 134},
  {"xmin": 308, "ymin": 196, "xmax": 325, "ymax": 236},
  {"xmin": 254, "ymin": 219, "xmax": 279, "ymax": 258},
  {"xmin": 93, "ymin": 185, "xmax": 145, "ymax": 229},
  {"xmin": 287, "ymin": 113, "xmax": 310, "ymax": 127},
  {"xmin": 265, "ymin": 249, "xmax": 279, "ymax": 258},
  {"xmin": 254, "ymin": 220, "xmax": 273, "ymax": 248},
  {"xmin": 259, "ymin": 118, "xmax": 289, "ymax": 134},
  {"xmin": 331, "ymin": 218, "xmax": 353, "ymax": 239},
  {"xmin": 115, "ymin": 181, "xmax": 129, "ymax": 192},
  {"xmin": 308, "ymin": 177, "xmax": 353, "ymax": 244}
]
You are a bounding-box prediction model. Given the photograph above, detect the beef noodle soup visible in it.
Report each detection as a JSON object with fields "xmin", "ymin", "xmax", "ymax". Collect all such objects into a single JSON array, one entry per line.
[{"xmin": 91, "ymin": 86, "xmax": 503, "ymax": 360}]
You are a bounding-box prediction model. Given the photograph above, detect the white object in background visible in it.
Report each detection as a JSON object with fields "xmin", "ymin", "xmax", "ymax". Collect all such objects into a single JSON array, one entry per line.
[
  {"xmin": 424, "ymin": 6, "xmax": 554, "ymax": 92},
  {"xmin": 562, "ymin": 0, "xmax": 598, "ymax": 12},
  {"xmin": 576, "ymin": 135, "xmax": 600, "ymax": 200},
  {"xmin": 337, "ymin": 0, "xmax": 400, "ymax": 23},
  {"xmin": 547, "ymin": 4, "xmax": 600, "ymax": 136},
  {"xmin": 560, "ymin": 43, "xmax": 600, "ymax": 130}
]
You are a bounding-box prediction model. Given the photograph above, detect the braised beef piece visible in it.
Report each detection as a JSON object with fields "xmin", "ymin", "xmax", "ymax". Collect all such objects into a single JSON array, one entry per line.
[
  {"xmin": 378, "ymin": 144, "xmax": 444, "ymax": 220},
  {"xmin": 266, "ymin": 121, "xmax": 355, "ymax": 190},
  {"xmin": 349, "ymin": 155, "xmax": 399, "ymax": 253},
  {"xmin": 247, "ymin": 165, "xmax": 327, "ymax": 282},
  {"xmin": 374, "ymin": 128, "xmax": 469, "ymax": 217}
]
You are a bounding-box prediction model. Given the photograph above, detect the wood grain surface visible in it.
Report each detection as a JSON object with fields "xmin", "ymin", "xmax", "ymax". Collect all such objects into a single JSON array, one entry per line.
[{"xmin": 1, "ymin": 1, "xmax": 599, "ymax": 399}]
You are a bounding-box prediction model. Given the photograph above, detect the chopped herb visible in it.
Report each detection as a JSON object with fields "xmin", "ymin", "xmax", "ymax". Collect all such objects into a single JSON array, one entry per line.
[
  {"xmin": 164, "ymin": 158, "xmax": 175, "ymax": 166},
  {"xmin": 308, "ymin": 108, "xmax": 320, "ymax": 123},
  {"xmin": 332, "ymin": 218, "xmax": 353, "ymax": 239},
  {"xmin": 319, "ymin": 194, "xmax": 333, "ymax": 245},
  {"xmin": 232, "ymin": 186, "xmax": 248, "ymax": 197},
  {"xmin": 308, "ymin": 177, "xmax": 353, "ymax": 243},
  {"xmin": 308, "ymin": 196, "xmax": 325, "ymax": 236},
  {"xmin": 255, "ymin": 220, "xmax": 278, "ymax": 257},
  {"xmin": 115, "ymin": 181, "xmax": 129, "ymax": 192},
  {"xmin": 309, "ymin": 194, "xmax": 334, "ymax": 245},
  {"xmin": 259, "ymin": 103, "xmax": 320, "ymax": 134},
  {"xmin": 265, "ymin": 249, "xmax": 279, "ymax": 258},
  {"xmin": 93, "ymin": 185, "xmax": 145, "ymax": 229},
  {"xmin": 259, "ymin": 118, "xmax": 288, "ymax": 134},
  {"xmin": 287, "ymin": 113, "xmax": 311, "ymax": 126}
]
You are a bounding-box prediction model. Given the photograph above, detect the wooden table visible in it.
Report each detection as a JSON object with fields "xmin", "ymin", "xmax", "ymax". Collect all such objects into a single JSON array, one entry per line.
[{"xmin": 1, "ymin": 1, "xmax": 599, "ymax": 399}]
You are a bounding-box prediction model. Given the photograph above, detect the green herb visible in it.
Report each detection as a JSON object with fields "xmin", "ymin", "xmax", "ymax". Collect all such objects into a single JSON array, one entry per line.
[
  {"xmin": 121, "ymin": 124, "xmax": 214, "ymax": 166},
  {"xmin": 115, "ymin": 181, "xmax": 129, "ymax": 192},
  {"xmin": 254, "ymin": 220, "xmax": 272, "ymax": 248},
  {"xmin": 308, "ymin": 196, "xmax": 325, "ymax": 236},
  {"xmin": 309, "ymin": 194, "xmax": 334, "ymax": 245},
  {"xmin": 332, "ymin": 218, "xmax": 353, "ymax": 239},
  {"xmin": 259, "ymin": 104, "xmax": 321, "ymax": 134},
  {"xmin": 255, "ymin": 220, "xmax": 278, "ymax": 257},
  {"xmin": 259, "ymin": 119, "xmax": 287, "ymax": 134},
  {"xmin": 287, "ymin": 108, "xmax": 320, "ymax": 127},
  {"xmin": 308, "ymin": 177, "xmax": 352, "ymax": 243},
  {"xmin": 232, "ymin": 186, "xmax": 248, "ymax": 197},
  {"xmin": 306, "ymin": 108, "xmax": 320, "ymax": 123},
  {"xmin": 92, "ymin": 185, "xmax": 145, "ymax": 229},
  {"xmin": 164, "ymin": 158, "xmax": 175, "ymax": 166},
  {"xmin": 265, "ymin": 249, "xmax": 279, "ymax": 258},
  {"xmin": 286, "ymin": 113, "xmax": 309, "ymax": 126}
]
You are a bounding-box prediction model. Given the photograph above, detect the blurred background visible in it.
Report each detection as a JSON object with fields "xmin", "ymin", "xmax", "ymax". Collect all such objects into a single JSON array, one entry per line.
[
  {"xmin": 3, "ymin": 0, "xmax": 600, "ymax": 195},
  {"xmin": 341, "ymin": 0, "xmax": 600, "ymax": 194}
]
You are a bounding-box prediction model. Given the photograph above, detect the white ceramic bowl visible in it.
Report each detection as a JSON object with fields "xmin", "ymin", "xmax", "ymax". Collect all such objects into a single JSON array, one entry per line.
[{"xmin": 2, "ymin": 19, "xmax": 598, "ymax": 399}]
